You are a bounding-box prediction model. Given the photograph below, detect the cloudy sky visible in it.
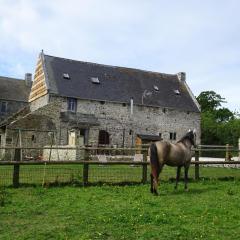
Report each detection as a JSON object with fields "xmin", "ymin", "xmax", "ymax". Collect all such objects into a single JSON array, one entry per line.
[{"xmin": 0, "ymin": 0, "xmax": 239, "ymax": 111}]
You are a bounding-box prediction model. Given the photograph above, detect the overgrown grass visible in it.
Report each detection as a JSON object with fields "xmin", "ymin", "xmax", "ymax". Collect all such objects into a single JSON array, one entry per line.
[{"xmin": 1, "ymin": 177, "xmax": 240, "ymax": 239}]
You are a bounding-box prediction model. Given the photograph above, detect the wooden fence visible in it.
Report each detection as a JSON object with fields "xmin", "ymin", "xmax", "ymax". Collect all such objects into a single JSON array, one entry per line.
[{"xmin": 0, "ymin": 146, "xmax": 240, "ymax": 188}]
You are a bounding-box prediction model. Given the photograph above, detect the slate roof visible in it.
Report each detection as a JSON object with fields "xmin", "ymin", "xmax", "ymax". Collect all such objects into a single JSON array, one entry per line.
[
  {"xmin": 43, "ymin": 54, "xmax": 200, "ymax": 112},
  {"xmin": 0, "ymin": 76, "xmax": 31, "ymax": 102}
]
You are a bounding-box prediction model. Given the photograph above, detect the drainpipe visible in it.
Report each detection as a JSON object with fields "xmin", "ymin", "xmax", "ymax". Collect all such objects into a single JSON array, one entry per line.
[{"xmin": 130, "ymin": 97, "xmax": 133, "ymax": 116}]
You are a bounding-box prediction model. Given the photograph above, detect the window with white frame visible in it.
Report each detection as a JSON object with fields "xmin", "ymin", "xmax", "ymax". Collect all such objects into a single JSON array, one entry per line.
[{"xmin": 67, "ymin": 98, "xmax": 77, "ymax": 112}]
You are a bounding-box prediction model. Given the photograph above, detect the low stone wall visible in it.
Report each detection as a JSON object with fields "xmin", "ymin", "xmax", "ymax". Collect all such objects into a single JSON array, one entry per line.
[
  {"xmin": 193, "ymin": 157, "xmax": 240, "ymax": 169},
  {"xmin": 43, "ymin": 145, "xmax": 77, "ymax": 161}
]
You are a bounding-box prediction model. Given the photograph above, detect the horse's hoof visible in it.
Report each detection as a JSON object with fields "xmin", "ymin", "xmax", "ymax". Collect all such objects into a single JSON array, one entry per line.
[
  {"xmin": 185, "ymin": 188, "xmax": 189, "ymax": 192},
  {"xmin": 150, "ymin": 188, "xmax": 154, "ymax": 193}
]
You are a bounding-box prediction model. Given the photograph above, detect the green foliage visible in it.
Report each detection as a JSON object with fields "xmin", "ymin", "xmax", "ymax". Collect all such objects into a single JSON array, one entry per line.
[
  {"xmin": 197, "ymin": 91, "xmax": 240, "ymax": 146},
  {"xmin": 214, "ymin": 107, "xmax": 234, "ymax": 122},
  {"xmin": 197, "ymin": 91, "xmax": 226, "ymax": 112}
]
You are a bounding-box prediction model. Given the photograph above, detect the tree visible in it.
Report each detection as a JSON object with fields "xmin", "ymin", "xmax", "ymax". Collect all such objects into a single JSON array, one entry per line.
[
  {"xmin": 197, "ymin": 91, "xmax": 225, "ymax": 112},
  {"xmin": 197, "ymin": 91, "xmax": 240, "ymax": 146},
  {"xmin": 215, "ymin": 107, "xmax": 234, "ymax": 122}
]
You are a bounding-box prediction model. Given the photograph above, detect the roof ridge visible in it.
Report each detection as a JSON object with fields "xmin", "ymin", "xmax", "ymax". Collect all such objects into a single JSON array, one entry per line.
[
  {"xmin": 0, "ymin": 76, "xmax": 24, "ymax": 81},
  {"xmin": 43, "ymin": 54, "xmax": 177, "ymax": 77}
]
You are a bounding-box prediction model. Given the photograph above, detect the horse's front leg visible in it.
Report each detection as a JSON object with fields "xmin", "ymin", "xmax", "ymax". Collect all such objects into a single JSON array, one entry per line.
[
  {"xmin": 175, "ymin": 166, "xmax": 181, "ymax": 190},
  {"xmin": 184, "ymin": 164, "xmax": 190, "ymax": 191}
]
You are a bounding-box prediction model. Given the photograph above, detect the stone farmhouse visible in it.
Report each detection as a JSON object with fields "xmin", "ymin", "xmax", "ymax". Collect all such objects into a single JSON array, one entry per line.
[{"xmin": 0, "ymin": 51, "xmax": 201, "ymax": 159}]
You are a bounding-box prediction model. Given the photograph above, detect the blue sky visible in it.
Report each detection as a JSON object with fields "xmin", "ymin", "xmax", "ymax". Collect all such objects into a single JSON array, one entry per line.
[{"xmin": 0, "ymin": 0, "xmax": 239, "ymax": 111}]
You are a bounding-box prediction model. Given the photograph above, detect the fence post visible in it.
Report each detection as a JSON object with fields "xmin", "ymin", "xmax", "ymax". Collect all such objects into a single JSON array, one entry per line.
[
  {"xmin": 13, "ymin": 148, "xmax": 21, "ymax": 188},
  {"xmin": 195, "ymin": 149, "xmax": 200, "ymax": 180},
  {"xmin": 83, "ymin": 146, "xmax": 90, "ymax": 186},
  {"xmin": 225, "ymin": 144, "xmax": 229, "ymax": 161},
  {"xmin": 142, "ymin": 150, "xmax": 148, "ymax": 184},
  {"xmin": 239, "ymin": 138, "xmax": 240, "ymax": 160}
]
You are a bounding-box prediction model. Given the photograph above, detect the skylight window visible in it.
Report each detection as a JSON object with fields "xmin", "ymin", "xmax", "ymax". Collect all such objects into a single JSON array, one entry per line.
[
  {"xmin": 91, "ymin": 77, "xmax": 100, "ymax": 84},
  {"xmin": 154, "ymin": 85, "xmax": 159, "ymax": 91},
  {"xmin": 174, "ymin": 89, "xmax": 180, "ymax": 95},
  {"xmin": 63, "ymin": 73, "xmax": 70, "ymax": 79}
]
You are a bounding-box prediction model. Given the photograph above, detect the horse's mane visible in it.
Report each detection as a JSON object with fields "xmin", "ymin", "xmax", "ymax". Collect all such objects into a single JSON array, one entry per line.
[{"xmin": 177, "ymin": 131, "xmax": 195, "ymax": 145}]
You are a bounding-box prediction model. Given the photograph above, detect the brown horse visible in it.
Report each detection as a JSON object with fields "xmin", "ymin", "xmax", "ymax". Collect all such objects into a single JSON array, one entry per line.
[{"xmin": 149, "ymin": 130, "xmax": 196, "ymax": 195}]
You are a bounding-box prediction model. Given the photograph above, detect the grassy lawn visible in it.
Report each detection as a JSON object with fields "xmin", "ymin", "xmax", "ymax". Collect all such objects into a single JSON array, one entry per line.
[{"xmin": 1, "ymin": 177, "xmax": 240, "ymax": 239}]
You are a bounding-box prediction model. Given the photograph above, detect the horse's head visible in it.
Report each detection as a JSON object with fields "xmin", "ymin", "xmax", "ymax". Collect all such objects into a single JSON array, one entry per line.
[
  {"xmin": 178, "ymin": 129, "xmax": 197, "ymax": 147},
  {"xmin": 187, "ymin": 129, "xmax": 197, "ymax": 147}
]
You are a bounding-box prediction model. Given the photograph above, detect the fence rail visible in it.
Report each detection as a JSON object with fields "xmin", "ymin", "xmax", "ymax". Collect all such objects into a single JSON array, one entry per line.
[{"xmin": 0, "ymin": 146, "xmax": 240, "ymax": 188}]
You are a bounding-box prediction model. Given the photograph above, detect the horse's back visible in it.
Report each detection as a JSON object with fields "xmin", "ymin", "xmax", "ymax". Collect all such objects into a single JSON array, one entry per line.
[{"xmin": 154, "ymin": 141, "xmax": 191, "ymax": 166}]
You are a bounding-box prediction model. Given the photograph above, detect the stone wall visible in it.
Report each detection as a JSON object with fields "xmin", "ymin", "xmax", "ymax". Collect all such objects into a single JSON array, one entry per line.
[
  {"xmin": 43, "ymin": 145, "xmax": 78, "ymax": 161},
  {"xmin": 58, "ymin": 96, "xmax": 201, "ymax": 146},
  {"xmin": 14, "ymin": 94, "xmax": 201, "ymax": 149},
  {"xmin": 1, "ymin": 93, "xmax": 201, "ymax": 160},
  {"xmin": 30, "ymin": 94, "xmax": 49, "ymax": 112}
]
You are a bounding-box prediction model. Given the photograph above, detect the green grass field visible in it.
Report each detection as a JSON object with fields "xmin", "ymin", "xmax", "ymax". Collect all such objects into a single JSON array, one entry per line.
[{"xmin": 1, "ymin": 168, "xmax": 240, "ymax": 240}]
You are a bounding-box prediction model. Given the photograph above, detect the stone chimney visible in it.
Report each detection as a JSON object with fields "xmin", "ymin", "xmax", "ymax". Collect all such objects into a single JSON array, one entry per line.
[
  {"xmin": 25, "ymin": 73, "xmax": 32, "ymax": 86},
  {"xmin": 177, "ymin": 72, "xmax": 186, "ymax": 82}
]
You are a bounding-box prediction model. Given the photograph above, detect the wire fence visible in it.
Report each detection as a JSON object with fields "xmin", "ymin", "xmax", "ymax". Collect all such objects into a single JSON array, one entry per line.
[{"xmin": 0, "ymin": 146, "xmax": 240, "ymax": 188}]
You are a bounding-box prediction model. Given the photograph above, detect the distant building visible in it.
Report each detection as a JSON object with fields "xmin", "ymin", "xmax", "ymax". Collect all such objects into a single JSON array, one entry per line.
[{"xmin": 0, "ymin": 74, "xmax": 32, "ymax": 122}]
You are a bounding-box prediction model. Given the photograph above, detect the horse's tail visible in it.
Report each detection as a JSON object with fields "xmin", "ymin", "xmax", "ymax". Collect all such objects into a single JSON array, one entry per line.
[{"xmin": 150, "ymin": 143, "xmax": 159, "ymax": 176}]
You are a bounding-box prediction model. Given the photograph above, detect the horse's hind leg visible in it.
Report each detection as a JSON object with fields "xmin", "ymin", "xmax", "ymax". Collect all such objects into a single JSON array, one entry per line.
[
  {"xmin": 150, "ymin": 174, "xmax": 154, "ymax": 193},
  {"xmin": 151, "ymin": 164, "xmax": 164, "ymax": 196},
  {"xmin": 175, "ymin": 166, "xmax": 181, "ymax": 190}
]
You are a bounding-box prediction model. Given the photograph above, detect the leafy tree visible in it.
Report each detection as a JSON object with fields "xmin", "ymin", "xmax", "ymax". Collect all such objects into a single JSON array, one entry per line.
[
  {"xmin": 197, "ymin": 91, "xmax": 240, "ymax": 147},
  {"xmin": 197, "ymin": 91, "xmax": 225, "ymax": 112},
  {"xmin": 215, "ymin": 107, "xmax": 234, "ymax": 123}
]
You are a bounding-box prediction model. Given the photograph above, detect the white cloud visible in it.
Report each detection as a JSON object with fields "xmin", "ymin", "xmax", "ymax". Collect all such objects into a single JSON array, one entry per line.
[{"xmin": 0, "ymin": 0, "xmax": 239, "ymax": 110}]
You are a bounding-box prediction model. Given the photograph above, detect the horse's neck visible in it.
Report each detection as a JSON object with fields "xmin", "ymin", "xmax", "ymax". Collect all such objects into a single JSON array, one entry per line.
[{"xmin": 181, "ymin": 139, "xmax": 193, "ymax": 149}]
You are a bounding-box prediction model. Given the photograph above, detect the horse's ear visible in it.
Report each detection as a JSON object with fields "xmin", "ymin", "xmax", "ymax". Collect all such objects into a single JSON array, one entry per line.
[{"xmin": 193, "ymin": 129, "xmax": 196, "ymax": 134}]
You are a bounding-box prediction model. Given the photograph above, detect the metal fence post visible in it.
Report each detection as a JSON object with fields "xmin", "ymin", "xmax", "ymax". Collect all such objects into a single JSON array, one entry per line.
[
  {"xmin": 83, "ymin": 147, "xmax": 90, "ymax": 186},
  {"xmin": 13, "ymin": 148, "xmax": 21, "ymax": 188},
  {"xmin": 142, "ymin": 151, "xmax": 148, "ymax": 184},
  {"xmin": 195, "ymin": 149, "xmax": 200, "ymax": 180}
]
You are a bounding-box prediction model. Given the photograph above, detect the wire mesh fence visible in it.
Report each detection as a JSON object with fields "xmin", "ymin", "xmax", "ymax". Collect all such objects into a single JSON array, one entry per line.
[
  {"xmin": 0, "ymin": 146, "xmax": 240, "ymax": 187},
  {"xmin": 2, "ymin": 164, "xmax": 240, "ymax": 188}
]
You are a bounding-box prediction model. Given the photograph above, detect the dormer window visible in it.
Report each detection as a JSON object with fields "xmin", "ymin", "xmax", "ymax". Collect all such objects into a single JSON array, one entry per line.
[
  {"xmin": 174, "ymin": 89, "xmax": 180, "ymax": 95},
  {"xmin": 154, "ymin": 85, "xmax": 159, "ymax": 91},
  {"xmin": 91, "ymin": 77, "xmax": 100, "ymax": 84},
  {"xmin": 63, "ymin": 73, "xmax": 70, "ymax": 79}
]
